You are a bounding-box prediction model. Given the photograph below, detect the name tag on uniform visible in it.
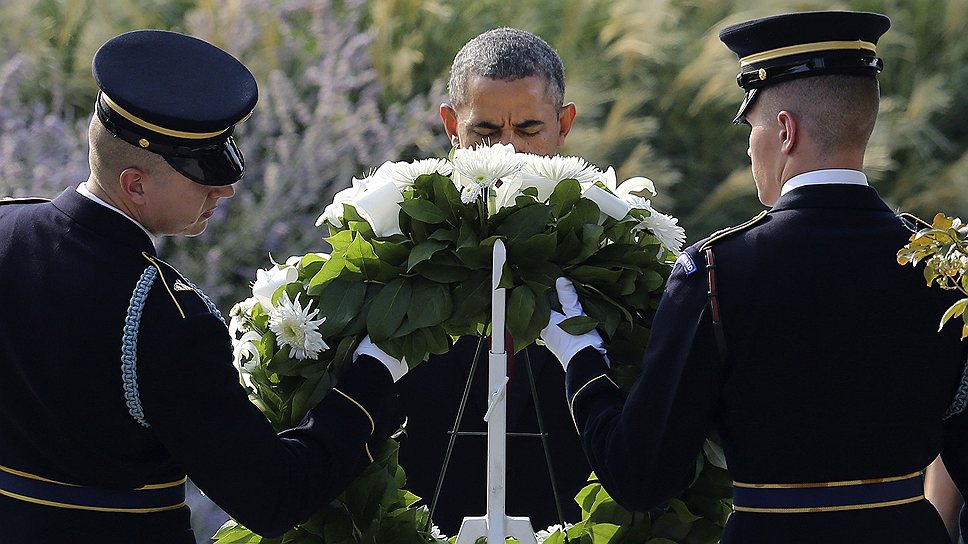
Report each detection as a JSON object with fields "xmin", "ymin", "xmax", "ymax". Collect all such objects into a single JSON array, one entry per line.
[{"xmin": 674, "ymin": 252, "xmax": 697, "ymax": 275}]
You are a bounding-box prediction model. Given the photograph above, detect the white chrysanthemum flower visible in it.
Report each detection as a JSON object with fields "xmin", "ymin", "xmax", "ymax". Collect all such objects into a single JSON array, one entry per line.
[
  {"xmin": 229, "ymin": 297, "xmax": 258, "ymax": 336},
  {"xmin": 536, "ymin": 523, "xmax": 573, "ymax": 543},
  {"xmin": 268, "ymin": 292, "xmax": 329, "ymax": 360},
  {"xmin": 375, "ymin": 158, "xmax": 453, "ymax": 187},
  {"xmin": 430, "ymin": 525, "xmax": 445, "ymax": 540},
  {"xmin": 460, "ymin": 182, "xmax": 484, "ymax": 204},
  {"xmin": 522, "ymin": 153, "xmax": 602, "ymax": 185},
  {"xmin": 452, "ymin": 142, "xmax": 525, "ymax": 190},
  {"xmin": 628, "ymin": 196, "xmax": 686, "ymax": 254}
]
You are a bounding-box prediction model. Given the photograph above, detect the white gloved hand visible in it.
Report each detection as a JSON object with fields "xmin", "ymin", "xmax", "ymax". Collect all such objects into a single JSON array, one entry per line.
[
  {"xmin": 539, "ymin": 277, "xmax": 606, "ymax": 371},
  {"xmin": 353, "ymin": 335, "xmax": 408, "ymax": 382}
]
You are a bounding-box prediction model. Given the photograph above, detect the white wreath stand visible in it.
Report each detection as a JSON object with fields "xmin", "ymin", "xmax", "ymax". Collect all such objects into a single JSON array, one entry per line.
[{"xmin": 454, "ymin": 239, "xmax": 538, "ymax": 544}]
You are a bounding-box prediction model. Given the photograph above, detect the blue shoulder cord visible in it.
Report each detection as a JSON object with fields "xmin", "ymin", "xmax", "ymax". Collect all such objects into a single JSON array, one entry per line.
[
  {"xmin": 944, "ymin": 356, "xmax": 968, "ymax": 419},
  {"xmin": 122, "ymin": 267, "xmax": 157, "ymax": 428},
  {"xmin": 122, "ymin": 268, "xmax": 225, "ymax": 427}
]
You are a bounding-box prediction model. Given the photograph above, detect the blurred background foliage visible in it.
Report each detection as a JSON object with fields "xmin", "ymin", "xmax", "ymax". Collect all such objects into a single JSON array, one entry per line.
[
  {"xmin": 2, "ymin": 0, "xmax": 966, "ymax": 541},
  {"xmin": 2, "ymin": 0, "xmax": 966, "ymax": 309}
]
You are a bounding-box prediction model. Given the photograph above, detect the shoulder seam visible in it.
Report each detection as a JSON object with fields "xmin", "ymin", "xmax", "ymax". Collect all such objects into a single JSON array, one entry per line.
[
  {"xmin": 0, "ymin": 197, "xmax": 50, "ymax": 205},
  {"xmin": 141, "ymin": 253, "xmax": 186, "ymax": 319},
  {"xmin": 700, "ymin": 210, "xmax": 769, "ymax": 250}
]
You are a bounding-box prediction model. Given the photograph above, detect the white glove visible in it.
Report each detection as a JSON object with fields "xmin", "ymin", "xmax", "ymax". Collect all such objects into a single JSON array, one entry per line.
[
  {"xmin": 353, "ymin": 336, "xmax": 408, "ymax": 382},
  {"xmin": 539, "ymin": 277, "xmax": 606, "ymax": 371}
]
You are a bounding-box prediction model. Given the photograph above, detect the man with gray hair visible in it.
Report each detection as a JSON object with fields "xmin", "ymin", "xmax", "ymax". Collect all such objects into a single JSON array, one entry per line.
[
  {"xmin": 440, "ymin": 26, "xmax": 576, "ymax": 156},
  {"xmin": 397, "ymin": 27, "xmax": 586, "ymax": 534}
]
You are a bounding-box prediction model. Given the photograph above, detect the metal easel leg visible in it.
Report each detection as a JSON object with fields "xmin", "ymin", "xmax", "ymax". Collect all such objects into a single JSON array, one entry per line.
[
  {"xmin": 427, "ymin": 334, "xmax": 487, "ymax": 531},
  {"xmin": 521, "ymin": 348, "xmax": 567, "ymax": 529}
]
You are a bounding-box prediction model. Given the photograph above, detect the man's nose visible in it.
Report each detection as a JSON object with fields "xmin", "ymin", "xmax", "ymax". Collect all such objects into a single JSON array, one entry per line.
[
  {"xmin": 497, "ymin": 134, "xmax": 526, "ymax": 154},
  {"xmin": 214, "ymin": 183, "xmax": 236, "ymax": 199}
]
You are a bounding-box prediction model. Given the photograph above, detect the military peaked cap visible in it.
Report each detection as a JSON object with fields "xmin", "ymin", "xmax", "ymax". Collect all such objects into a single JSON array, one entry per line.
[
  {"xmin": 92, "ymin": 30, "xmax": 258, "ymax": 186},
  {"xmin": 719, "ymin": 11, "xmax": 890, "ymax": 124}
]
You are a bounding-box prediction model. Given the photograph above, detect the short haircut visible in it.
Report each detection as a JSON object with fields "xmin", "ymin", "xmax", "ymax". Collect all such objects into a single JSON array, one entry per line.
[
  {"xmin": 88, "ymin": 115, "xmax": 167, "ymax": 183},
  {"xmin": 448, "ymin": 27, "xmax": 565, "ymax": 110},
  {"xmin": 755, "ymin": 75, "xmax": 880, "ymax": 155}
]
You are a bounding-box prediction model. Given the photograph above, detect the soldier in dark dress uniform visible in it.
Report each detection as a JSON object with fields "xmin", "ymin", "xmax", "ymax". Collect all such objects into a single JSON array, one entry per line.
[
  {"xmin": 396, "ymin": 28, "xmax": 590, "ymax": 533},
  {"xmin": 538, "ymin": 11, "xmax": 968, "ymax": 544},
  {"xmin": 0, "ymin": 30, "xmax": 405, "ymax": 543}
]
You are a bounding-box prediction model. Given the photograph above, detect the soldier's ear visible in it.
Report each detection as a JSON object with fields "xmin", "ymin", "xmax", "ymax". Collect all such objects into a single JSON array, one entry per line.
[
  {"xmin": 557, "ymin": 102, "xmax": 577, "ymax": 146},
  {"xmin": 119, "ymin": 167, "xmax": 147, "ymax": 205},
  {"xmin": 440, "ymin": 103, "xmax": 460, "ymax": 147},
  {"xmin": 777, "ymin": 110, "xmax": 797, "ymax": 155}
]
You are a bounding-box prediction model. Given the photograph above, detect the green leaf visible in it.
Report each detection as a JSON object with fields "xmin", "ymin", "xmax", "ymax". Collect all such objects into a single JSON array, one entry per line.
[
  {"xmin": 519, "ymin": 284, "xmax": 552, "ymax": 353},
  {"xmin": 506, "ymin": 285, "xmax": 536, "ymax": 345},
  {"xmin": 456, "ymin": 221, "xmax": 479, "ymax": 249},
  {"xmin": 702, "ymin": 438, "xmax": 728, "ymax": 470},
  {"xmin": 557, "ymin": 198, "xmax": 600, "ymax": 237},
  {"xmin": 345, "ymin": 233, "xmax": 381, "ymax": 278},
  {"xmin": 569, "ymin": 265, "xmax": 622, "ymax": 284},
  {"xmin": 576, "ymin": 483, "xmax": 605, "ymax": 514},
  {"xmin": 412, "ymin": 261, "xmax": 471, "ymax": 283},
  {"xmin": 290, "ymin": 371, "xmax": 333, "ymax": 423},
  {"xmin": 401, "ymin": 198, "xmax": 449, "ymax": 224},
  {"xmin": 419, "ymin": 326, "xmax": 451, "ymax": 357},
  {"xmin": 652, "ymin": 511, "xmax": 692, "ymax": 540},
  {"xmin": 407, "ymin": 239, "xmax": 448, "ymax": 271},
  {"xmin": 407, "ymin": 280, "xmax": 453, "ymax": 329},
  {"xmin": 371, "ymin": 239, "xmax": 410, "ymax": 266},
  {"xmin": 445, "ymin": 271, "xmax": 490, "ymax": 331},
  {"xmin": 507, "ymin": 230, "xmax": 557, "ymax": 265},
  {"xmin": 573, "ymin": 223, "xmax": 606, "ymax": 264},
  {"xmin": 940, "ymin": 298, "xmax": 968, "ymax": 331},
  {"xmin": 212, "ymin": 520, "xmax": 263, "ymax": 543},
  {"xmin": 325, "ymin": 229, "xmax": 355, "ymax": 253},
  {"xmin": 316, "ymin": 280, "xmax": 367, "ymax": 337},
  {"xmin": 455, "ymin": 245, "xmax": 493, "ymax": 269},
  {"xmin": 559, "ymin": 315, "xmax": 600, "ymax": 335},
  {"xmin": 427, "ymin": 172, "xmax": 465, "ymax": 221},
  {"xmin": 586, "ymin": 522, "xmax": 622, "ymax": 543},
  {"xmin": 668, "ymin": 498, "xmax": 702, "ymax": 523},
  {"xmin": 495, "ymin": 203, "xmax": 551, "ymax": 243},
  {"xmin": 429, "ymin": 227, "xmax": 459, "ymax": 243},
  {"xmin": 366, "ymin": 278, "xmax": 413, "ymax": 341},
  {"xmin": 549, "ymin": 178, "xmax": 582, "ymax": 218},
  {"xmin": 307, "ymin": 252, "xmax": 347, "ymax": 293}
]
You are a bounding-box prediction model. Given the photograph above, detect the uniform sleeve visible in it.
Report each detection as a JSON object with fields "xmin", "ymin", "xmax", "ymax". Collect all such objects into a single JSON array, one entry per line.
[
  {"xmin": 940, "ymin": 364, "xmax": 968, "ymax": 540},
  {"xmin": 136, "ymin": 312, "xmax": 396, "ymax": 537},
  {"xmin": 565, "ymin": 254, "xmax": 727, "ymax": 511}
]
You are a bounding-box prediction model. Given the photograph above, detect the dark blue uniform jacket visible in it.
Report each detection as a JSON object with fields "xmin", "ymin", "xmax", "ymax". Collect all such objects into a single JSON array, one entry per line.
[
  {"xmin": 567, "ymin": 184, "xmax": 968, "ymax": 543},
  {"xmin": 0, "ymin": 188, "xmax": 395, "ymax": 543}
]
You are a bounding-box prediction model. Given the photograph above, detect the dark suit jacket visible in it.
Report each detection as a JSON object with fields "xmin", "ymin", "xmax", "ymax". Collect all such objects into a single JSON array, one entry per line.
[
  {"xmin": 568, "ymin": 184, "xmax": 968, "ymax": 544},
  {"xmin": 397, "ymin": 335, "xmax": 591, "ymax": 534},
  {"xmin": 0, "ymin": 188, "xmax": 395, "ymax": 543}
]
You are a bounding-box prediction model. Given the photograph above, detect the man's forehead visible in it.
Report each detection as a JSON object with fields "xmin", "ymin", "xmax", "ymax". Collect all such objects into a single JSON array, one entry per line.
[{"xmin": 457, "ymin": 76, "xmax": 558, "ymax": 122}]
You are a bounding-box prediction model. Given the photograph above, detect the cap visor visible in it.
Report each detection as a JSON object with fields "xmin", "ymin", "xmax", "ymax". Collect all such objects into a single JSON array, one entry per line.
[
  {"xmin": 165, "ymin": 137, "xmax": 244, "ymax": 186},
  {"xmin": 732, "ymin": 88, "xmax": 758, "ymax": 124}
]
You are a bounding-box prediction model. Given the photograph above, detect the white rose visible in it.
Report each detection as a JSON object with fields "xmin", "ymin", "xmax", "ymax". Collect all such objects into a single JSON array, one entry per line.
[
  {"xmin": 352, "ymin": 180, "xmax": 405, "ymax": 237},
  {"xmin": 252, "ymin": 265, "xmax": 298, "ymax": 310}
]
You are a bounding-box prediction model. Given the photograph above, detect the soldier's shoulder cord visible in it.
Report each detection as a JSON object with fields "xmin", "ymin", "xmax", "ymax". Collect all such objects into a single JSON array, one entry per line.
[{"xmin": 699, "ymin": 210, "xmax": 769, "ymax": 361}]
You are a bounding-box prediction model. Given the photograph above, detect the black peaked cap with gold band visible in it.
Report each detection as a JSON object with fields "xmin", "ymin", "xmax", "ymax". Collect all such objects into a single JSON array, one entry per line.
[
  {"xmin": 719, "ymin": 11, "xmax": 890, "ymax": 124},
  {"xmin": 92, "ymin": 30, "xmax": 258, "ymax": 186}
]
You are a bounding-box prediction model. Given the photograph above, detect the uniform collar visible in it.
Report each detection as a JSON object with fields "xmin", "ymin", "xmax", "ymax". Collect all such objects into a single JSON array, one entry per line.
[
  {"xmin": 52, "ymin": 187, "xmax": 156, "ymax": 254},
  {"xmin": 76, "ymin": 183, "xmax": 157, "ymax": 249},
  {"xmin": 770, "ymin": 182, "xmax": 892, "ymax": 214},
  {"xmin": 780, "ymin": 169, "xmax": 869, "ymax": 196}
]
